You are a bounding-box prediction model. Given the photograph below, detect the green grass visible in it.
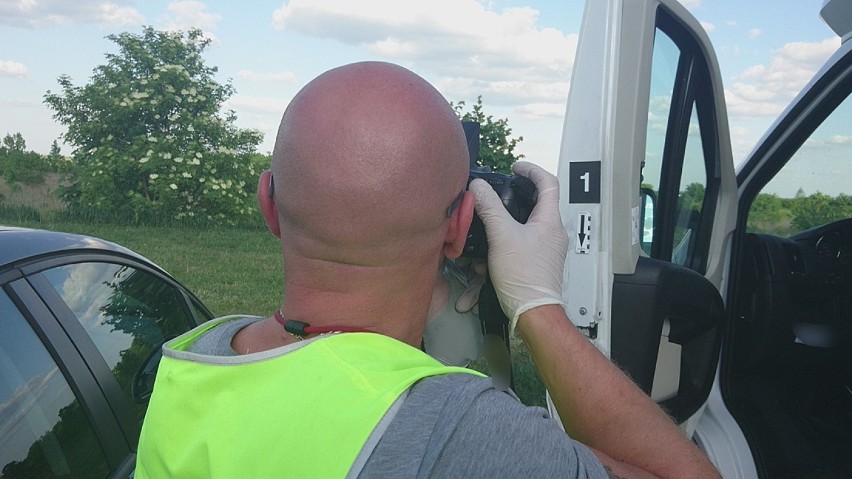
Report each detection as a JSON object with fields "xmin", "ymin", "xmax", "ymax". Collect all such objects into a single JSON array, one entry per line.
[{"xmin": 4, "ymin": 218, "xmax": 283, "ymax": 317}]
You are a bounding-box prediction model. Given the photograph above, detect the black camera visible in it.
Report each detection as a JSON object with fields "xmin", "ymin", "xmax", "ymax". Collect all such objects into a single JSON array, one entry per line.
[{"xmin": 460, "ymin": 122, "xmax": 537, "ymax": 258}]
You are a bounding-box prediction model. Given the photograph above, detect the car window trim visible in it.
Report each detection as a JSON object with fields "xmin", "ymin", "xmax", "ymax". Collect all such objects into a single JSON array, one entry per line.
[
  {"xmin": 3, "ymin": 280, "xmax": 131, "ymax": 469},
  {"xmin": 652, "ymin": 5, "xmax": 722, "ymax": 274},
  {"xmin": 27, "ymin": 272, "xmax": 142, "ymax": 448}
]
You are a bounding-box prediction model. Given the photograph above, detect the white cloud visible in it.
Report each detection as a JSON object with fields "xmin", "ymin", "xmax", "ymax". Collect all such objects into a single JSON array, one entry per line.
[
  {"xmin": 226, "ymin": 94, "xmax": 291, "ymax": 115},
  {"xmin": 725, "ymin": 37, "xmax": 840, "ymax": 120},
  {"xmin": 270, "ymin": 0, "xmax": 577, "ymax": 105},
  {"xmin": 162, "ymin": 1, "xmax": 220, "ymax": 31},
  {"xmin": 730, "ymin": 126, "xmax": 749, "ymax": 138},
  {"xmin": 700, "ymin": 21, "xmax": 715, "ymax": 33},
  {"xmin": 237, "ymin": 70, "xmax": 297, "ymax": 83},
  {"xmin": 726, "ymin": 20, "xmax": 738, "ymax": 27},
  {"xmin": 0, "ymin": 60, "xmax": 28, "ymax": 78},
  {"xmin": 513, "ymin": 102, "xmax": 566, "ymax": 120},
  {"xmin": 730, "ymin": 125, "xmax": 757, "ymax": 165},
  {"xmin": 827, "ymin": 135, "xmax": 852, "ymax": 145},
  {"xmin": 435, "ymin": 76, "xmax": 570, "ymax": 107},
  {"xmin": 748, "ymin": 28, "xmax": 762, "ymax": 38},
  {"xmin": 0, "ymin": 0, "xmax": 144, "ymax": 28},
  {"xmin": 158, "ymin": 1, "xmax": 221, "ymax": 44}
]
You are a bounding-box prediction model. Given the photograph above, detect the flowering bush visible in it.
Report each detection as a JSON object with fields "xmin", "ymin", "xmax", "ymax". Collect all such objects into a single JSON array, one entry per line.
[{"xmin": 45, "ymin": 27, "xmax": 262, "ymax": 225}]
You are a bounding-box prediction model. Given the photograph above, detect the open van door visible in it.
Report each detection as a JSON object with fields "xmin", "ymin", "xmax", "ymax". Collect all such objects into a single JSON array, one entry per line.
[{"xmin": 556, "ymin": 0, "xmax": 742, "ymax": 471}]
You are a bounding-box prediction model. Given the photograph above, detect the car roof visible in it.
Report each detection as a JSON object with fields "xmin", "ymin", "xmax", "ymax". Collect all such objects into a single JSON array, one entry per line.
[{"xmin": 0, "ymin": 226, "xmax": 153, "ymax": 269}]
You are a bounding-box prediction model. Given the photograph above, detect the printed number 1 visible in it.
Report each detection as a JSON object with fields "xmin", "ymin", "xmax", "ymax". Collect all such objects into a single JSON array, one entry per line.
[{"xmin": 580, "ymin": 172, "xmax": 590, "ymax": 193}]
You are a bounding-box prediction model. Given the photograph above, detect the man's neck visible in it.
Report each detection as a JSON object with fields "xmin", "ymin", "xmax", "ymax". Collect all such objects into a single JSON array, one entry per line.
[{"xmin": 279, "ymin": 281, "xmax": 433, "ymax": 347}]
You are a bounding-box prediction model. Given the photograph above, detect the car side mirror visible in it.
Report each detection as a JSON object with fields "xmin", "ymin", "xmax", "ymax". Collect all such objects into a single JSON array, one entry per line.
[
  {"xmin": 640, "ymin": 187, "xmax": 656, "ymax": 255},
  {"xmin": 131, "ymin": 342, "xmax": 166, "ymax": 403}
]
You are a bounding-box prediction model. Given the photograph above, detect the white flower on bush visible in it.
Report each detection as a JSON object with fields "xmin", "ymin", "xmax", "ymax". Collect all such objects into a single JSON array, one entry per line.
[
  {"xmin": 170, "ymin": 183, "xmax": 178, "ymax": 190},
  {"xmin": 149, "ymin": 173, "xmax": 159, "ymax": 180}
]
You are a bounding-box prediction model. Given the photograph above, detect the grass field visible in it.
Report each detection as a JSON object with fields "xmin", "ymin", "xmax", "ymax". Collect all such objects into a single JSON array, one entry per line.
[{"xmin": 4, "ymin": 218, "xmax": 284, "ymax": 317}]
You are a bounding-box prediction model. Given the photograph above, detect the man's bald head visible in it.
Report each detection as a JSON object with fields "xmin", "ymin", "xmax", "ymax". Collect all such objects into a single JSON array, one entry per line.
[{"xmin": 271, "ymin": 62, "xmax": 469, "ymax": 265}]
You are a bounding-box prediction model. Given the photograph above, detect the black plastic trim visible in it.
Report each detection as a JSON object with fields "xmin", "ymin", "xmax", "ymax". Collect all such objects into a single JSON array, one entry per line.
[{"xmin": 612, "ymin": 257, "xmax": 725, "ymax": 423}]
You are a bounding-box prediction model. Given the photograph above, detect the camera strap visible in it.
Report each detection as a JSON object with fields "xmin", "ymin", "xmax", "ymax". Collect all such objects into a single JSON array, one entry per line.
[{"xmin": 478, "ymin": 276, "xmax": 514, "ymax": 392}]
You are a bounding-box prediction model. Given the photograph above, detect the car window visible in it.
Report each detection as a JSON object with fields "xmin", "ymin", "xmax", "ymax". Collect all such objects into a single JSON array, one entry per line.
[
  {"xmin": 641, "ymin": 10, "xmax": 718, "ymax": 273},
  {"xmin": 748, "ymin": 92, "xmax": 852, "ymax": 236},
  {"xmin": 41, "ymin": 262, "xmax": 196, "ymax": 425},
  {"xmin": 0, "ymin": 290, "xmax": 110, "ymax": 478}
]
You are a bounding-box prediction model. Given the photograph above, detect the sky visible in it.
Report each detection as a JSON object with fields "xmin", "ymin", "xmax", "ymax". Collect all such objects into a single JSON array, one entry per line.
[{"xmin": 0, "ymin": 0, "xmax": 843, "ymax": 175}]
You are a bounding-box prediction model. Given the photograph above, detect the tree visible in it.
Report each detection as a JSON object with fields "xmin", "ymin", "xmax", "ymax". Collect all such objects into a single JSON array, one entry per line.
[
  {"xmin": 2, "ymin": 132, "xmax": 25, "ymax": 151},
  {"xmin": 451, "ymin": 96, "xmax": 524, "ymax": 174},
  {"xmin": 747, "ymin": 192, "xmax": 792, "ymax": 235},
  {"xmin": 791, "ymin": 192, "xmax": 852, "ymax": 232},
  {"xmin": 0, "ymin": 132, "xmax": 52, "ymax": 185},
  {"xmin": 44, "ymin": 27, "xmax": 262, "ymax": 225}
]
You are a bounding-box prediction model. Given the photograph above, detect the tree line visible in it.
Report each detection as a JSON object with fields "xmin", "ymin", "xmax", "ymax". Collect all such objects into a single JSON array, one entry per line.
[
  {"xmin": 672, "ymin": 182, "xmax": 852, "ymax": 238},
  {"xmin": 0, "ymin": 133, "xmax": 64, "ymax": 185}
]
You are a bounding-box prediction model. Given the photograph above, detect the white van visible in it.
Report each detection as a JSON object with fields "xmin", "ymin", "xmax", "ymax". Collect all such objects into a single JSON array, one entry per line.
[{"xmin": 558, "ymin": 0, "xmax": 852, "ymax": 476}]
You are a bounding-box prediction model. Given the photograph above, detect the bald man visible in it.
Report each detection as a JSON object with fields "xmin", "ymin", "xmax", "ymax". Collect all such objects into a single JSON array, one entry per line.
[{"xmin": 136, "ymin": 62, "xmax": 719, "ymax": 478}]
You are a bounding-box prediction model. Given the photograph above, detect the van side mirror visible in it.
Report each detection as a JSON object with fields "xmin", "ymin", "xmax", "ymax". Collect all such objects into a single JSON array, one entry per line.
[{"xmin": 640, "ymin": 187, "xmax": 656, "ymax": 255}]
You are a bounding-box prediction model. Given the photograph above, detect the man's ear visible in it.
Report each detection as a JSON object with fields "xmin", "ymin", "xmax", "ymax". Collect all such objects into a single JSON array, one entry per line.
[
  {"xmin": 257, "ymin": 170, "xmax": 281, "ymax": 238},
  {"xmin": 443, "ymin": 191, "xmax": 474, "ymax": 259}
]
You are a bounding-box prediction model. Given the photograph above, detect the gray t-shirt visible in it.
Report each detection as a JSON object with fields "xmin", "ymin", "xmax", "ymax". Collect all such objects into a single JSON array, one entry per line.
[{"xmin": 185, "ymin": 316, "xmax": 608, "ymax": 478}]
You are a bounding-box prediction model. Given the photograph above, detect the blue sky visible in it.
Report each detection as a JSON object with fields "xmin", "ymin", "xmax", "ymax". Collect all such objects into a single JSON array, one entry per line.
[{"xmin": 0, "ymin": 0, "xmax": 841, "ymax": 174}]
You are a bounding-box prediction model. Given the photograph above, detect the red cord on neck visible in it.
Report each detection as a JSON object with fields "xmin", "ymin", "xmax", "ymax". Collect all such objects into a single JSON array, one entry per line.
[{"xmin": 273, "ymin": 311, "xmax": 373, "ymax": 339}]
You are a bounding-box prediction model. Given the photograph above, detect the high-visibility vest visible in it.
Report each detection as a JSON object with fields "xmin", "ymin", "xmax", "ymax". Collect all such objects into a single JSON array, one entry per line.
[{"xmin": 136, "ymin": 319, "xmax": 482, "ymax": 478}]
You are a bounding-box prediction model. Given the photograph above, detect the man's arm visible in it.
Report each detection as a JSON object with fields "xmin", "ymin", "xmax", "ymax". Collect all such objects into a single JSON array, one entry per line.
[
  {"xmin": 518, "ymin": 304, "xmax": 718, "ymax": 478},
  {"xmin": 469, "ymin": 161, "xmax": 719, "ymax": 478}
]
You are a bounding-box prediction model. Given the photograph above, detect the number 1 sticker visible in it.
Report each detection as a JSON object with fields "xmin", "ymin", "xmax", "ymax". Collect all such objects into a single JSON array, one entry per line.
[{"xmin": 569, "ymin": 161, "xmax": 601, "ymax": 204}]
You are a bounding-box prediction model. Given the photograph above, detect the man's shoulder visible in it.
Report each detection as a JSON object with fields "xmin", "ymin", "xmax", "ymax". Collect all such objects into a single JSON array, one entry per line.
[
  {"xmin": 360, "ymin": 372, "xmax": 607, "ymax": 478},
  {"xmin": 183, "ymin": 315, "xmax": 264, "ymax": 355}
]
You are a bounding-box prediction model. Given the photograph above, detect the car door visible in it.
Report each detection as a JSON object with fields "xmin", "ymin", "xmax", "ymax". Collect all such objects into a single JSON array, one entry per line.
[
  {"xmin": 556, "ymin": 0, "xmax": 736, "ymax": 448},
  {"xmin": 717, "ymin": 6, "xmax": 852, "ymax": 476},
  {"xmin": 1, "ymin": 251, "xmax": 209, "ymax": 477}
]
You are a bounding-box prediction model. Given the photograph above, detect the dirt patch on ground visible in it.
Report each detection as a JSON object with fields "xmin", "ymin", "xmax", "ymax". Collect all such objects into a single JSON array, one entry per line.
[{"xmin": 0, "ymin": 173, "xmax": 65, "ymax": 215}]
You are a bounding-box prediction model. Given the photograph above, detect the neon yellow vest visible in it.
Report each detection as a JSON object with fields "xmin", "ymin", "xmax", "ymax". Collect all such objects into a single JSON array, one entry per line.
[{"xmin": 136, "ymin": 318, "xmax": 482, "ymax": 478}]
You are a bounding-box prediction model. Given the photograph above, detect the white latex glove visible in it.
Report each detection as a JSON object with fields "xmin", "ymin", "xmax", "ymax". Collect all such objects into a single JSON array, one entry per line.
[{"xmin": 468, "ymin": 161, "xmax": 569, "ymax": 332}]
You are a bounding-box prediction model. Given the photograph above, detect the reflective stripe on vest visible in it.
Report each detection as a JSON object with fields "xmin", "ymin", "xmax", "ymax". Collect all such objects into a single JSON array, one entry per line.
[{"xmin": 136, "ymin": 323, "xmax": 482, "ymax": 478}]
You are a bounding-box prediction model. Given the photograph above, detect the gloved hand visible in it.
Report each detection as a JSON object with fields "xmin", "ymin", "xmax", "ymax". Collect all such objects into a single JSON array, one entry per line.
[{"xmin": 468, "ymin": 161, "xmax": 569, "ymax": 332}]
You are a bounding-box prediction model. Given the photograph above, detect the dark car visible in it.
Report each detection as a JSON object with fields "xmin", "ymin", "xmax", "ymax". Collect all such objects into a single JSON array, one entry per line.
[{"xmin": 0, "ymin": 226, "xmax": 212, "ymax": 478}]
